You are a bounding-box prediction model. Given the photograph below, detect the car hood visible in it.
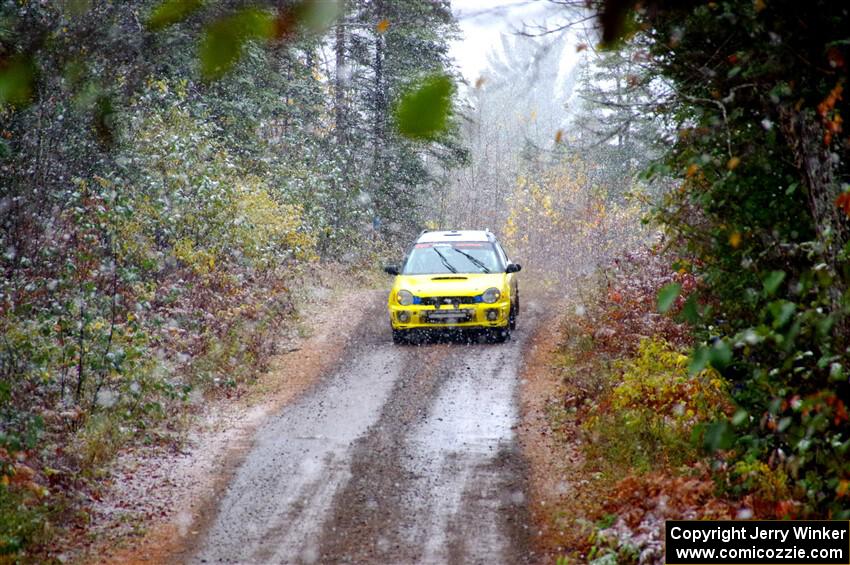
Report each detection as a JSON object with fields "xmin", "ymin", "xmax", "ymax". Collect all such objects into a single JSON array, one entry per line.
[{"xmin": 394, "ymin": 273, "xmax": 508, "ymax": 296}]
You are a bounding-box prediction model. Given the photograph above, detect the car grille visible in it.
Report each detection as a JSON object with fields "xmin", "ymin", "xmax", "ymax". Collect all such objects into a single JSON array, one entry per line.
[
  {"xmin": 419, "ymin": 295, "xmax": 477, "ymax": 308},
  {"xmin": 423, "ymin": 309, "xmax": 474, "ymax": 323}
]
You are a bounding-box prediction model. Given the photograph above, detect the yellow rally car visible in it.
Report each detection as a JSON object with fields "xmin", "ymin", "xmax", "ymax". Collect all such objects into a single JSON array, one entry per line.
[{"xmin": 383, "ymin": 230, "xmax": 521, "ymax": 344}]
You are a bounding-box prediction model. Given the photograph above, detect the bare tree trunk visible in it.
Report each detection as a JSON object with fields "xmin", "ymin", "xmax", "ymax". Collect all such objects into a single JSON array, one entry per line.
[
  {"xmin": 75, "ymin": 298, "xmax": 85, "ymax": 403},
  {"xmin": 371, "ymin": 0, "xmax": 388, "ymax": 233},
  {"xmin": 334, "ymin": 16, "xmax": 347, "ymax": 144},
  {"xmin": 373, "ymin": 3, "xmax": 386, "ymax": 154},
  {"xmin": 779, "ymin": 106, "xmax": 849, "ymax": 340},
  {"xmin": 323, "ymin": 11, "xmax": 349, "ymax": 253}
]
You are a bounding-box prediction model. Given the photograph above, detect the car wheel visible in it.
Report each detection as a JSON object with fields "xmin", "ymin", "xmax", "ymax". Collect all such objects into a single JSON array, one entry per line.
[
  {"xmin": 392, "ymin": 329, "xmax": 408, "ymax": 345},
  {"xmin": 509, "ymin": 296, "xmax": 519, "ymax": 331},
  {"xmin": 490, "ymin": 327, "xmax": 510, "ymax": 343}
]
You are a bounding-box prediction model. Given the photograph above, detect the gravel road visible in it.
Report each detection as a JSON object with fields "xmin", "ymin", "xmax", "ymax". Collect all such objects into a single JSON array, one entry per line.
[{"xmin": 189, "ymin": 291, "xmax": 537, "ymax": 564}]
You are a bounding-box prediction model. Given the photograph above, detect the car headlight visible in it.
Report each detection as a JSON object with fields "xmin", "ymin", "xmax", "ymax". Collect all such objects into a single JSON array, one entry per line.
[
  {"xmin": 482, "ymin": 287, "xmax": 501, "ymax": 304},
  {"xmin": 397, "ymin": 289, "xmax": 414, "ymax": 305}
]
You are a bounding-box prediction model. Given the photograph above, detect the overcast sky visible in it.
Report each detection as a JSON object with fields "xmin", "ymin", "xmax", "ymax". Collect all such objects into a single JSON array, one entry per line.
[{"xmin": 449, "ymin": 0, "xmax": 572, "ymax": 82}]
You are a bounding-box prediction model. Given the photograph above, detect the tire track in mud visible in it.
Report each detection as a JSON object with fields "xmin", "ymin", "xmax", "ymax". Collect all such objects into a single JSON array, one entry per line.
[
  {"xmin": 190, "ymin": 301, "xmax": 405, "ymax": 564},
  {"xmin": 310, "ymin": 345, "xmax": 457, "ymax": 564},
  {"xmin": 397, "ymin": 346, "xmax": 532, "ymax": 565},
  {"xmin": 189, "ymin": 296, "xmax": 543, "ymax": 564},
  {"xmin": 310, "ymin": 320, "xmax": 537, "ymax": 564}
]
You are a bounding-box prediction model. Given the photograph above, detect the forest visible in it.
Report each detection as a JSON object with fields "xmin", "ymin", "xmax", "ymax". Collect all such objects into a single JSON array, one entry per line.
[{"xmin": 1, "ymin": 0, "xmax": 848, "ymax": 562}]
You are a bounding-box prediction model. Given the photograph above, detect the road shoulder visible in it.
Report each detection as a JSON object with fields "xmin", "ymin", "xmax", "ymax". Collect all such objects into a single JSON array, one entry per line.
[
  {"xmin": 517, "ymin": 307, "xmax": 590, "ymax": 563},
  {"xmin": 81, "ymin": 287, "xmax": 383, "ymax": 564}
]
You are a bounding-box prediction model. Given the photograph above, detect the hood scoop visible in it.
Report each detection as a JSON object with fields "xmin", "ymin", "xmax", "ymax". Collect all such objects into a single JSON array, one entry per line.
[{"xmin": 430, "ymin": 276, "xmax": 468, "ymax": 281}]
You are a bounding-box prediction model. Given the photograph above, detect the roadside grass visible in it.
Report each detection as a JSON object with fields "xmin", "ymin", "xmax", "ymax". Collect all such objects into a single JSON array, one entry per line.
[{"xmin": 76, "ymin": 413, "xmax": 134, "ymax": 474}]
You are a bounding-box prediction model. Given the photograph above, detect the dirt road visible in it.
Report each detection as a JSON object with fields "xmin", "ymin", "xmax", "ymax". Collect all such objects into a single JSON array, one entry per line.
[{"xmin": 187, "ymin": 291, "xmax": 539, "ymax": 564}]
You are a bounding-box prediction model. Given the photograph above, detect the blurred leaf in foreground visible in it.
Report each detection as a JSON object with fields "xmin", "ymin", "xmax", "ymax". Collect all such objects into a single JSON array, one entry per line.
[
  {"xmin": 395, "ymin": 74, "xmax": 453, "ymax": 141},
  {"xmin": 656, "ymin": 282, "xmax": 681, "ymax": 313},
  {"xmin": 707, "ymin": 340, "xmax": 732, "ymax": 369},
  {"xmin": 0, "ymin": 55, "xmax": 36, "ymax": 107},
  {"xmin": 762, "ymin": 270, "xmax": 785, "ymax": 296},
  {"xmin": 200, "ymin": 8, "xmax": 275, "ymax": 80},
  {"xmin": 146, "ymin": 0, "xmax": 204, "ymax": 31},
  {"xmin": 275, "ymin": 0, "xmax": 342, "ymax": 39},
  {"xmin": 298, "ymin": 0, "xmax": 342, "ymax": 34},
  {"xmin": 689, "ymin": 345, "xmax": 709, "ymax": 375},
  {"xmin": 703, "ymin": 421, "xmax": 735, "ymax": 451}
]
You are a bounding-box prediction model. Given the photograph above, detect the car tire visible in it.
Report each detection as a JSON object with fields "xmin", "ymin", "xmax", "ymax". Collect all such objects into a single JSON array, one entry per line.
[
  {"xmin": 490, "ymin": 327, "xmax": 510, "ymax": 343},
  {"xmin": 392, "ymin": 329, "xmax": 408, "ymax": 345},
  {"xmin": 509, "ymin": 293, "xmax": 519, "ymax": 331}
]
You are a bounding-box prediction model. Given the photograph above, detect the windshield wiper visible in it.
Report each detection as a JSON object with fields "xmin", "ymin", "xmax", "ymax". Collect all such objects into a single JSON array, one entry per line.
[
  {"xmin": 432, "ymin": 247, "xmax": 458, "ymax": 273},
  {"xmin": 451, "ymin": 248, "xmax": 490, "ymax": 273}
]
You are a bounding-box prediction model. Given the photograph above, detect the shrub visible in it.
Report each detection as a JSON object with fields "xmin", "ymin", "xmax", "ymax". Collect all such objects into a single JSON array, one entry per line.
[
  {"xmin": 634, "ymin": 0, "xmax": 850, "ymax": 518},
  {"xmin": 0, "ymin": 485, "xmax": 49, "ymax": 559},
  {"xmin": 584, "ymin": 338, "xmax": 730, "ymax": 475}
]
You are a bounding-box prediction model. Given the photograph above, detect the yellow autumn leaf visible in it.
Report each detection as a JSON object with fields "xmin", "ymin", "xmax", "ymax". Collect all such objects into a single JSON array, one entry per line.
[
  {"xmin": 376, "ymin": 18, "xmax": 390, "ymax": 34},
  {"xmin": 727, "ymin": 156, "xmax": 741, "ymax": 170},
  {"xmin": 729, "ymin": 231, "xmax": 742, "ymax": 248},
  {"xmin": 686, "ymin": 163, "xmax": 700, "ymax": 178}
]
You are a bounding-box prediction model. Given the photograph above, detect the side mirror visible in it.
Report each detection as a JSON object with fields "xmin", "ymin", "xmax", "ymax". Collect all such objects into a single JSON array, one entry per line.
[
  {"xmin": 505, "ymin": 263, "xmax": 522, "ymax": 274},
  {"xmin": 383, "ymin": 265, "xmax": 400, "ymax": 276}
]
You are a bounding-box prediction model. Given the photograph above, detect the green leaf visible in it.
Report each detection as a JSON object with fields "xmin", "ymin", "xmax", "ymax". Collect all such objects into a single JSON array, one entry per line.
[
  {"xmin": 762, "ymin": 270, "xmax": 785, "ymax": 295},
  {"xmin": 689, "ymin": 345, "xmax": 709, "ymax": 375},
  {"xmin": 731, "ymin": 409, "xmax": 749, "ymax": 426},
  {"xmin": 395, "ymin": 74, "xmax": 453, "ymax": 140},
  {"xmin": 703, "ymin": 421, "xmax": 735, "ymax": 451},
  {"xmin": 0, "ymin": 55, "xmax": 36, "ymax": 106},
  {"xmin": 708, "ymin": 340, "xmax": 732, "ymax": 369},
  {"xmin": 656, "ymin": 282, "xmax": 681, "ymax": 313},
  {"xmin": 639, "ymin": 162, "xmax": 672, "ymax": 181},
  {"xmin": 767, "ymin": 300, "xmax": 796, "ymax": 328},
  {"xmin": 679, "ymin": 293, "xmax": 700, "ymax": 324},
  {"xmin": 199, "ymin": 9, "xmax": 276, "ymax": 80},
  {"xmin": 298, "ymin": 0, "xmax": 342, "ymax": 33},
  {"xmin": 146, "ymin": 0, "xmax": 203, "ymax": 31}
]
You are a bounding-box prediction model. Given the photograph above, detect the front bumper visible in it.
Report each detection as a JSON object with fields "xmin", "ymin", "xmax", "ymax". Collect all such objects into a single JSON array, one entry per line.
[{"xmin": 388, "ymin": 300, "xmax": 510, "ymax": 330}]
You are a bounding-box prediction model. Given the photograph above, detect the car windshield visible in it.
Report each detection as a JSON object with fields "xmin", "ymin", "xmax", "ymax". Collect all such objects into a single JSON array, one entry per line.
[{"xmin": 402, "ymin": 242, "xmax": 503, "ymax": 275}]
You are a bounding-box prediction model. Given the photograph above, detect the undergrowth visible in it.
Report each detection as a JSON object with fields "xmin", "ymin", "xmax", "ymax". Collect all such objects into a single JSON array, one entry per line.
[
  {"xmin": 0, "ymin": 260, "xmax": 374, "ymax": 562},
  {"xmin": 542, "ymin": 248, "xmax": 738, "ymax": 564}
]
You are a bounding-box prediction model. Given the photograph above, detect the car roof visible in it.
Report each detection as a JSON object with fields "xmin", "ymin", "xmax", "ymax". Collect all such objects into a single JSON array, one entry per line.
[{"xmin": 416, "ymin": 230, "xmax": 496, "ymax": 243}]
